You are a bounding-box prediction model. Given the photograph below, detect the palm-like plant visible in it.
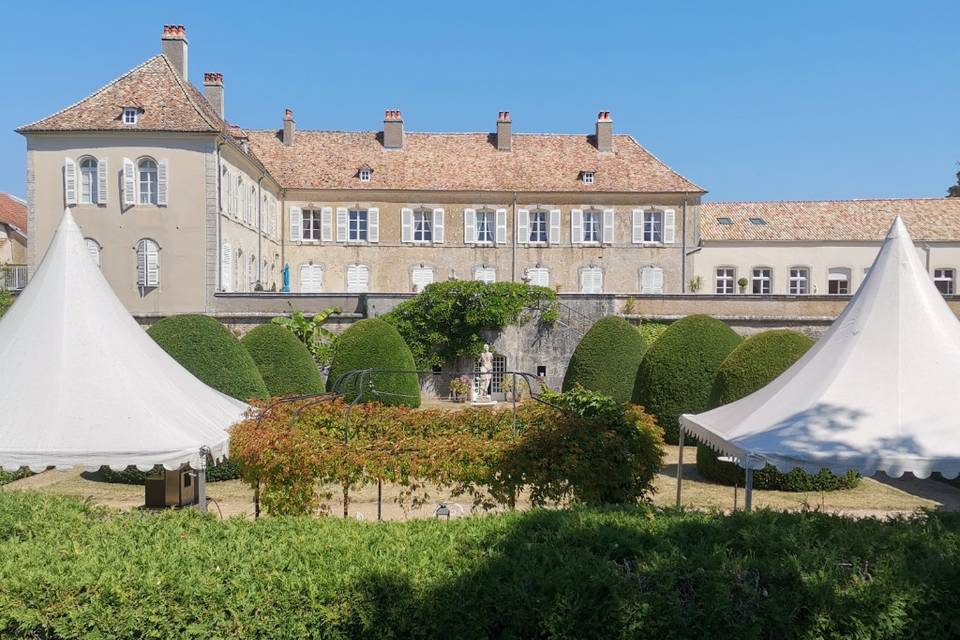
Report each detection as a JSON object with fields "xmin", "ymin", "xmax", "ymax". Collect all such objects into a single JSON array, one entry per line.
[{"xmin": 271, "ymin": 304, "xmax": 340, "ymax": 368}]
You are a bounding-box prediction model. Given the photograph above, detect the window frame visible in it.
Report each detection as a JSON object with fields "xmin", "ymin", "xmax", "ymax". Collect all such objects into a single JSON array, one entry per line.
[
  {"xmin": 122, "ymin": 107, "xmax": 139, "ymax": 125},
  {"xmin": 751, "ymin": 267, "xmax": 772, "ymax": 294},
  {"xmin": 788, "ymin": 266, "xmax": 810, "ymax": 295},
  {"xmin": 473, "ymin": 265, "xmax": 496, "ymax": 284},
  {"xmin": 827, "ymin": 268, "xmax": 851, "ymax": 295},
  {"xmin": 715, "ymin": 266, "xmax": 736, "ymax": 294},
  {"xmin": 358, "ymin": 168, "xmax": 372, "ymax": 182},
  {"xmin": 301, "ymin": 209, "xmax": 323, "ymax": 241},
  {"xmin": 528, "ymin": 210, "xmax": 548, "ymax": 244},
  {"xmin": 934, "ymin": 268, "xmax": 955, "ymax": 295},
  {"xmin": 581, "ymin": 171, "xmax": 595, "ymax": 185},
  {"xmin": 348, "ymin": 208, "xmax": 369, "ymax": 242},
  {"xmin": 579, "ymin": 266, "xmax": 603, "ymax": 294},
  {"xmin": 642, "ymin": 210, "xmax": 664, "ymax": 244},
  {"xmin": 137, "ymin": 157, "xmax": 158, "ymax": 206},
  {"xmin": 475, "ymin": 209, "xmax": 496, "ymax": 244},
  {"xmin": 79, "ymin": 156, "xmax": 99, "ymax": 205},
  {"xmin": 581, "ymin": 209, "xmax": 601, "ymax": 244},
  {"xmin": 413, "ymin": 209, "xmax": 433, "ymax": 243},
  {"xmin": 346, "ymin": 263, "xmax": 370, "ymax": 292}
]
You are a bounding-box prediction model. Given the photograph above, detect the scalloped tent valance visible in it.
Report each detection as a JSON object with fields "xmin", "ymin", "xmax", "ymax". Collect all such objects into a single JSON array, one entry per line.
[
  {"xmin": 0, "ymin": 209, "xmax": 245, "ymax": 472},
  {"xmin": 680, "ymin": 216, "xmax": 960, "ymax": 491}
]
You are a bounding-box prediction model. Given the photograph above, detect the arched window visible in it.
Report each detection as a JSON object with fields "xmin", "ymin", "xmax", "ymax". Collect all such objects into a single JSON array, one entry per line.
[
  {"xmin": 136, "ymin": 239, "xmax": 160, "ymax": 288},
  {"xmin": 79, "ymin": 157, "xmax": 98, "ymax": 205},
  {"xmin": 84, "ymin": 238, "xmax": 101, "ymax": 268},
  {"xmin": 138, "ymin": 158, "xmax": 158, "ymax": 205}
]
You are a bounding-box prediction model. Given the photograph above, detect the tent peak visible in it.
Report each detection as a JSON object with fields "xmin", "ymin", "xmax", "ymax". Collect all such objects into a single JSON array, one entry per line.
[{"xmin": 886, "ymin": 214, "xmax": 910, "ymax": 240}]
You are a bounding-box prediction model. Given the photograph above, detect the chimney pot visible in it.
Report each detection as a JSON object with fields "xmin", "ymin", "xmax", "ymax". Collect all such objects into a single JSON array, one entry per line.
[
  {"xmin": 161, "ymin": 24, "xmax": 188, "ymax": 79},
  {"xmin": 595, "ymin": 110, "xmax": 613, "ymax": 152},
  {"xmin": 283, "ymin": 109, "xmax": 295, "ymax": 146},
  {"xmin": 383, "ymin": 108, "xmax": 404, "ymax": 148},
  {"xmin": 496, "ymin": 110, "xmax": 512, "ymax": 151}
]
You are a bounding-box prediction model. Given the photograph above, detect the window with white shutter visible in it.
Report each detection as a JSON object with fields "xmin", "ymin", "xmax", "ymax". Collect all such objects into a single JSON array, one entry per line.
[
  {"xmin": 602, "ymin": 209, "xmax": 615, "ymax": 244},
  {"xmin": 289, "ymin": 206, "xmax": 302, "ymax": 241},
  {"xmin": 495, "ymin": 208, "xmax": 507, "ymax": 244},
  {"xmin": 136, "ymin": 239, "xmax": 160, "ymax": 288},
  {"xmin": 640, "ymin": 266, "xmax": 664, "ymax": 294},
  {"xmin": 234, "ymin": 249, "xmax": 242, "ymax": 292},
  {"xmin": 549, "ymin": 209, "xmax": 561, "ymax": 244},
  {"xmin": 401, "ymin": 208, "xmax": 414, "ymax": 243},
  {"xmin": 473, "ymin": 266, "xmax": 496, "ymax": 284},
  {"xmin": 85, "ymin": 238, "xmax": 101, "ymax": 268},
  {"xmin": 79, "ymin": 157, "xmax": 98, "ymax": 205},
  {"xmin": 526, "ymin": 267, "xmax": 549, "ymax": 287},
  {"xmin": 346, "ymin": 264, "xmax": 370, "ymax": 292},
  {"xmin": 336, "ymin": 208, "xmax": 349, "ymax": 242},
  {"xmin": 221, "ymin": 242, "xmax": 233, "ymax": 292},
  {"xmin": 433, "ymin": 208, "xmax": 445, "ymax": 243},
  {"xmin": 97, "ymin": 157, "xmax": 108, "ymax": 205},
  {"xmin": 463, "ymin": 209, "xmax": 476, "ymax": 243},
  {"xmin": 411, "ymin": 266, "xmax": 435, "ymax": 292},
  {"xmin": 246, "ymin": 186, "xmax": 256, "ymax": 224},
  {"xmin": 475, "ymin": 210, "xmax": 495, "ymax": 244},
  {"xmin": 138, "ymin": 158, "xmax": 159, "ymax": 205},
  {"xmin": 321, "ymin": 207, "xmax": 333, "ymax": 241},
  {"xmin": 64, "ymin": 157, "xmax": 78, "ymax": 206},
  {"xmin": 247, "ymin": 254, "xmax": 257, "ymax": 291},
  {"xmin": 122, "ymin": 158, "xmax": 136, "ymax": 206},
  {"xmin": 632, "ymin": 209, "xmax": 643, "ymax": 244},
  {"xmin": 156, "ymin": 159, "xmax": 169, "ymax": 206},
  {"xmin": 368, "ymin": 208, "xmax": 380, "ymax": 243},
  {"xmin": 233, "ymin": 176, "xmax": 242, "ymax": 218},
  {"xmin": 580, "ymin": 267, "xmax": 603, "ymax": 294},
  {"xmin": 299, "ymin": 264, "xmax": 323, "ymax": 293},
  {"xmin": 663, "ymin": 209, "xmax": 676, "ymax": 244},
  {"xmin": 516, "ymin": 209, "xmax": 530, "ymax": 244},
  {"xmin": 571, "ymin": 209, "xmax": 583, "ymax": 244}
]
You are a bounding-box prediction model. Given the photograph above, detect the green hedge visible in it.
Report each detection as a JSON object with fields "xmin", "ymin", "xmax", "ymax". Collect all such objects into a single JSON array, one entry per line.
[
  {"xmin": 638, "ymin": 321, "xmax": 669, "ymax": 355},
  {"xmin": 241, "ymin": 324, "xmax": 324, "ymax": 396},
  {"xmin": 696, "ymin": 330, "xmax": 859, "ymax": 491},
  {"xmin": 147, "ymin": 315, "xmax": 268, "ymax": 401},
  {"xmin": 326, "ymin": 318, "xmax": 421, "ymax": 407},
  {"xmin": 2, "ymin": 492, "xmax": 959, "ymax": 639},
  {"xmin": 633, "ymin": 315, "xmax": 741, "ymax": 443},
  {"xmin": 562, "ymin": 316, "xmax": 644, "ymax": 402}
]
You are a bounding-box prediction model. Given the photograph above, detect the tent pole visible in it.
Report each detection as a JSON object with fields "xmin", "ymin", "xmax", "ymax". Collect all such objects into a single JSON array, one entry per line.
[
  {"xmin": 197, "ymin": 446, "xmax": 209, "ymax": 514},
  {"xmin": 744, "ymin": 465, "xmax": 753, "ymax": 512},
  {"xmin": 676, "ymin": 426, "xmax": 685, "ymax": 509}
]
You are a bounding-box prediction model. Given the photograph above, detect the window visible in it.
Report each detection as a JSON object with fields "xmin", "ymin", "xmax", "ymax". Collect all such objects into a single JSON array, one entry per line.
[
  {"xmin": 474, "ymin": 353, "xmax": 507, "ymax": 397},
  {"xmin": 348, "ymin": 209, "xmax": 368, "ymax": 241},
  {"xmin": 233, "ymin": 176, "xmax": 242, "ymax": 218},
  {"xmin": 751, "ymin": 267, "xmax": 772, "ymax": 294},
  {"xmin": 301, "ymin": 209, "xmax": 323, "ymax": 240},
  {"xmin": 476, "ymin": 210, "xmax": 495, "ymax": 244},
  {"xmin": 346, "ymin": 264, "xmax": 370, "ymax": 292},
  {"xmin": 474, "ymin": 266, "xmax": 496, "ymax": 284},
  {"xmin": 85, "ymin": 238, "xmax": 101, "ymax": 268},
  {"xmin": 299, "ymin": 264, "xmax": 323, "ymax": 293},
  {"xmin": 828, "ymin": 268, "xmax": 850, "ymax": 295},
  {"xmin": 359, "ymin": 168, "xmax": 372, "ymax": 182},
  {"xmin": 935, "ymin": 268, "xmax": 955, "ymax": 295},
  {"xmin": 789, "ymin": 267, "xmax": 809, "ymax": 294},
  {"xmin": 640, "ymin": 266, "xmax": 664, "ymax": 294},
  {"xmin": 247, "ymin": 186, "xmax": 256, "ymax": 225},
  {"xmin": 137, "ymin": 159, "xmax": 158, "ymax": 205},
  {"xmin": 411, "ymin": 266, "xmax": 434, "ymax": 292},
  {"xmin": 643, "ymin": 210, "xmax": 663, "ymax": 243},
  {"xmin": 715, "ymin": 267, "xmax": 735, "ymax": 294},
  {"xmin": 580, "ymin": 267, "xmax": 603, "ymax": 293},
  {"xmin": 79, "ymin": 158, "xmax": 98, "ymax": 205},
  {"xmin": 529, "ymin": 211, "xmax": 549, "ymax": 243},
  {"xmin": 122, "ymin": 107, "xmax": 138, "ymax": 125},
  {"xmin": 526, "ymin": 266, "xmax": 549, "ymax": 287},
  {"xmin": 413, "ymin": 209, "xmax": 433, "ymax": 242},
  {"xmin": 136, "ymin": 239, "xmax": 160, "ymax": 288},
  {"xmin": 582, "ymin": 210, "xmax": 601, "ymax": 243},
  {"xmin": 247, "ymin": 254, "xmax": 257, "ymax": 290},
  {"xmin": 717, "ymin": 217, "xmax": 733, "ymax": 225},
  {"xmin": 749, "ymin": 217, "xmax": 766, "ymax": 225},
  {"xmin": 581, "ymin": 171, "xmax": 595, "ymax": 184}
]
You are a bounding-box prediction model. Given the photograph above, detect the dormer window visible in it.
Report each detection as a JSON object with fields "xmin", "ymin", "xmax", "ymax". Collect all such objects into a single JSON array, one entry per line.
[
  {"xmin": 359, "ymin": 168, "xmax": 372, "ymax": 182},
  {"xmin": 122, "ymin": 107, "xmax": 139, "ymax": 125},
  {"xmin": 581, "ymin": 171, "xmax": 595, "ymax": 185}
]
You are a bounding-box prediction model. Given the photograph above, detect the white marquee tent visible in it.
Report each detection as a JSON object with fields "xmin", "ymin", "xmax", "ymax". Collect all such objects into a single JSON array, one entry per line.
[
  {"xmin": 0, "ymin": 210, "xmax": 245, "ymax": 494},
  {"xmin": 678, "ymin": 216, "xmax": 960, "ymax": 509}
]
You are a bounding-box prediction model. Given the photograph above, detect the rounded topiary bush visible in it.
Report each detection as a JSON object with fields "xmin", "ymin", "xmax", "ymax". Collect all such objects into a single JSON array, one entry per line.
[
  {"xmin": 638, "ymin": 321, "xmax": 669, "ymax": 356},
  {"xmin": 632, "ymin": 314, "xmax": 741, "ymax": 443},
  {"xmin": 327, "ymin": 318, "xmax": 421, "ymax": 407},
  {"xmin": 696, "ymin": 329, "xmax": 860, "ymax": 491},
  {"xmin": 148, "ymin": 315, "xmax": 268, "ymax": 401},
  {"xmin": 562, "ymin": 316, "xmax": 644, "ymax": 402},
  {"xmin": 241, "ymin": 324, "xmax": 324, "ymax": 397}
]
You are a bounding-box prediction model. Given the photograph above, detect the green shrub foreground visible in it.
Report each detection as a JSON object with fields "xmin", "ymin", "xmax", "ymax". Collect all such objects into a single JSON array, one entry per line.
[
  {"xmin": 562, "ymin": 316, "xmax": 645, "ymax": 401},
  {"xmin": 1, "ymin": 493, "xmax": 958, "ymax": 639}
]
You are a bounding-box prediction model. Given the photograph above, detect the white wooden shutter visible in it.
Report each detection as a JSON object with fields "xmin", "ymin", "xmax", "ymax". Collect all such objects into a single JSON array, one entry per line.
[
  {"xmin": 527, "ymin": 267, "xmax": 549, "ymax": 287},
  {"xmin": 640, "ymin": 266, "xmax": 665, "ymax": 294},
  {"xmin": 321, "ymin": 207, "xmax": 333, "ymax": 241},
  {"xmin": 652, "ymin": 267, "xmax": 664, "ymax": 293},
  {"xmin": 516, "ymin": 209, "xmax": 530, "ymax": 244},
  {"xmin": 347, "ymin": 264, "xmax": 369, "ymax": 292},
  {"xmin": 663, "ymin": 209, "xmax": 676, "ymax": 244},
  {"xmin": 571, "ymin": 209, "xmax": 583, "ymax": 244},
  {"xmin": 64, "ymin": 157, "xmax": 77, "ymax": 206},
  {"xmin": 157, "ymin": 159, "xmax": 169, "ymax": 206},
  {"xmin": 474, "ymin": 266, "xmax": 496, "ymax": 284},
  {"xmin": 495, "ymin": 208, "xmax": 507, "ymax": 244},
  {"xmin": 85, "ymin": 239, "xmax": 101, "ymax": 268},
  {"xmin": 122, "ymin": 158, "xmax": 136, "ymax": 206},
  {"xmin": 289, "ymin": 206, "xmax": 302, "ymax": 241},
  {"xmin": 368, "ymin": 207, "xmax": 379, "ymax": 243},
  {"xmin": 336, "ymin": 208, "xmax": 349, "ymax": 242},
  {"xmin": 632, "ymin": 209, "xmax": 643, "ymax": 244},
  {"xmin": 401, "ymin": 208, "xmax": 414, "ymax": 243},
  {"xmin": 412, "ymin": 266, "xmax": 434, "ymax": 292},
  {"xmin": 221, "ymin": 242, "xmax": 233, "ymax": 292},
  {"xmin": 602, "ymin": 209, "xmax": 615, "ymax": 244},
  {"xmin": 581, "ymin": 267, "xmax": 602, "ymax": 294},
  {"xmin": 146, "ymin": 242, "xmax": 160, "ymax": 287},
  {"xmin": 549, "ymin": 209, "xmax": 561, "ymax": 244},
  {"xmin": 463, "ymin": 208, "xmax": 476, "ymax": 244},
  {"xmin": 300, "ymin": 265, "xmax": 323, "ymax": 293},
  {"xmin": 137, "ymin": 244, "xmax": 146, "ymax": 286},
  {"xmin": 433, "ymin": 208, "xmax": 444, "ymax": 243},
  {"xmin": 96, "ymin": 158, "xmax": 108, "ymax": 204}
]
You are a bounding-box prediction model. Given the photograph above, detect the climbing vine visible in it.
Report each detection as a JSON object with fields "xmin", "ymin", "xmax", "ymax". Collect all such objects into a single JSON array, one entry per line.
[{"xmin": 381, "ymin": 281, "xmax": 558, "ymax": 369}]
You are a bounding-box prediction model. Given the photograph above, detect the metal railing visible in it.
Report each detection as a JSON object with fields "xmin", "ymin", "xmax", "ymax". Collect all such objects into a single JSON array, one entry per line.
[{"xmin": 1, "ymin": 265, "xmax": 27, "ymax": 290}]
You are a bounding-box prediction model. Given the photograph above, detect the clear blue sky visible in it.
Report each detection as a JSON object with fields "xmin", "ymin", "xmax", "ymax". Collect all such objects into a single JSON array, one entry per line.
[{"xmin": 2, "ymin": 0, "xmax": 957, "ymax": 202}]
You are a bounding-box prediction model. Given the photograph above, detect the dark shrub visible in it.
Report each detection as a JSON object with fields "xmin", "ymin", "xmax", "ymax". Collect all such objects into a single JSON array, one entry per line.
[
  {"xmin": 326, "ymin": 318, "xmax": 421, "ymax": 407},
  {"xmin": 633, "ymin": 315, "xmax": 741, "ymax": 443},
  {"xmin": 97, "ymin": 458, "xmax": 241, "ymax": 484},
  {"xmin": 147, "ymin": 314, "xmax": 268, "ymax": 401},
  {"xmin": 241, "ymin": 324, "xmax": 324, "ymax": 396},
  {"xmin": 696, "ymin": 329, "xmax": 860, "ymax": 491},
  {"xmin": 562, "ymin": 316, "xmax": 644, "ymax": 402}
]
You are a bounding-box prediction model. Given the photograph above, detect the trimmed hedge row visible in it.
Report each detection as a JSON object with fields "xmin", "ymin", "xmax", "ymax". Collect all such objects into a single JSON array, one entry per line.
[
  {"xmin": 1, "ymin": 492, "xmax": 959, "ymax": 639},
  {"xmin": 96, "ymin": 458, "xmax": 241, "ymax": 485},
  {"xmin": 562, "ymin": 316, "xmax": 644, "ymax": 402},
  {"xmin": 326, "ymin": 318, "xmax": 421, "ymax": 407},
  {"xmin": 633, "ymin": 315, "xmax": 742, "ymax": 443},
  {"xmin": 696, "ymin": 330, "xmax": 860, "ymax": 491},
  {"xmin": 240, "ymin": 323, "xmax": 324, "ymax": 396}
]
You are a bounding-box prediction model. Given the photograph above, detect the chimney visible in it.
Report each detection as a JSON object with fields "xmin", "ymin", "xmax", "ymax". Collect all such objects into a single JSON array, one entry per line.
[
  {"xmin": 383, "ymin": 109, "xmax": 404, "ymax": 149},
  {"xmin": 496, "ymin": 111, "xmax": 512, "ymax": 151},
  {"xmin": 595, "ymin": 111, "xmax": 613, "ymax": 153},
  {"xmin": 282, "ymin": 109, "xmax": 295, "ymax": 146},
  {"xmin": 161, "ymin": 25, "xmax": 188, "ymax": 79},
  {"xmin": 203, "ymin": 72, "xmax": 224, "ymax": 119}
]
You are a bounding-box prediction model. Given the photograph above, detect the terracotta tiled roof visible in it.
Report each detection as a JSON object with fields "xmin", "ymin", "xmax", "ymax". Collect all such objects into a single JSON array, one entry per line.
[
  {"xmin": 700, "ymin": 198, "xmax": 960, "ymax": 242},
  {"xmin": 244, "ymin": 130, "xmax": 703, "ymax": 193},
  {"xmin": 0, "ymin": 193, "xmax": 27, "ymax": 234},
  {"xmin": 17, "ymin": 55, "xmax": 224, "ymax": 133}
]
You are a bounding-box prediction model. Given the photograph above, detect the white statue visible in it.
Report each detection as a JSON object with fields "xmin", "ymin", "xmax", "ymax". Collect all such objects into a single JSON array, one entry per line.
[{"xmin": 478, "ymin": 344, "xmax": 494, "ymax": 401}]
